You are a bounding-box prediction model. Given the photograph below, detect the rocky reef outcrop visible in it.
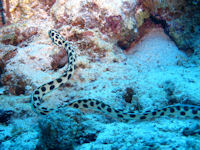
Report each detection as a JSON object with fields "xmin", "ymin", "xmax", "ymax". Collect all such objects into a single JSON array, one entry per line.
[
  {"xmin": 0, "ymin": 1, "xmax": 200, "ymax": 149},
  {"xmin": 137, "ymin": 0, "xmax": 200, "ymax": 55},
  {"xmin": 0, "ymin": 0, "xmax": 199, "ymax": 97}
]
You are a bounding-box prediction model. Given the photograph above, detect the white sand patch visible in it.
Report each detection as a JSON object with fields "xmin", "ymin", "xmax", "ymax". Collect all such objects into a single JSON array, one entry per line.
[{"xmin": 127, "ymin": 28, "xmax": 187, "ymax": 69}]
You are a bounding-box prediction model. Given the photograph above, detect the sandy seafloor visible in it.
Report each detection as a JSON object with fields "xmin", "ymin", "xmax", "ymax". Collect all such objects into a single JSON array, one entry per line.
[{"xmin": 0, "ymin": 28, "xmax": 200, "ymax": 150}]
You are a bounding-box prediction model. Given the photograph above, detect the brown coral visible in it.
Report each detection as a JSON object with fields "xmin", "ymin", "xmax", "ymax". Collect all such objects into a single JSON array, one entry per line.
[
  {"xmin": 21, "ymin": 27, "xmax": 38, "ymax": 40},
  {"xmin": 40, "ymin": 0, "xmax": 56, "ymax": 11},
  {"xmin": 101, "ymin": 15, "xmax": 122, "ymax": 38},
  {"xmin": 140, "ymin": 0, "xmax": 186, "ymax": 21},
  {"xmin": 51, "ymin": 49, "xmax": 68, "ymax": 70},
  {"xmin": 0, "ymin": 25, "xmax": 38, "ymax": 46},
  {"xmin": 0, "ymin": 47, "xmax": 17, "ymax": 75},
  {"xmin": 71, "ymin": 17, "xmax": 85, "ymax": 29},
  {"xmin": 123, "ymin": 87, "xmax": 135, "ymax": 103},
  {"xmin": 1, "ymin": 72, "xmax": 26, "ymax": 95}
]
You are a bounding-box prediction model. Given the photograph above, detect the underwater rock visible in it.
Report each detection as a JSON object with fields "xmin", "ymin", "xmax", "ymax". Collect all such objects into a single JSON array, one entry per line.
[
  {"xmin": 0, "ymin": 44, "xmax": 17, "ymax": 90},
  {"xmin": 0, "ymin": 43, "xmax": 56, "ymax": 95},
  {"xmin": 0, "ymin": 46, "xmax": 17, "ymax": 63},
  {"xmin": 2, "ymin": 0, "xmax": 199, "ymax": 55},
  {"xmin": 123, "ymin": 87, "xmax": 135, "ymax": 103},
  {"xmin": 162, "ymin": 80, "xmax": 179, "ymax": 105},
  {"xmin": 137, "ymin": 0, "xmax": 200, "ymax": 53},
  {"xmin": 51, "ymin": 48, "xmax": 68, "ymax": 70},
  {"xmin": 2, "ymin": 0, "xmax": 199, "ymax": 96},
  {"xmin": 0, "ymin": 0, "xmax": 139, "ymax": 95},
  {"xmin": 0, "ymin": 1, "xmax": 200, "ymax": 149},
  {"xmin": 0, "ymin": 25, "xmax": 19, "ymax": 45},
  {"xmin": 0, "ymin": 44, "xmax": 27, "ymax": 95},
  {"xmin": 50, "ymin": 0, "xmax": 138, "ymax": 53},
  {"xmin": 1, "ymin": 73, "xmax": 26, "ymax": 95},
  {"xmin": 36, "ymin": 107, "xmax": 98, "ymax": 149}
]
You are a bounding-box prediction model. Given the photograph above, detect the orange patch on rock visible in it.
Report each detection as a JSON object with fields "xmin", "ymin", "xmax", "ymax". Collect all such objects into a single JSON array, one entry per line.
[{"xmin": 82, "ymin": 31, "xmax": 94, "ymax": 37}]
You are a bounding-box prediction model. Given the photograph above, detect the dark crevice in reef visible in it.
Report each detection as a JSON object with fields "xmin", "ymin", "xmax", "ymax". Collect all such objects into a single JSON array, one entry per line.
[
  {"xmin": 0, "ymin": 59, "xmax": 5, "ymax": 75},
  {"xmin": 0, "ymin": 109, "xmax": 14, "ymax": 124},
  {"xmin": 0, "ymin": 79, "xmax": 2, "ymax": 87},
  {"xmin": 117, "ymin": 41, "xmax": 129, "ymax": 50},
  {"xmin": 117, "ymin": 29, "xmax": 138, "ymax": 50},
  {"xmin": 149, "ymin": 14, "xmax": 196, "ymax": 55},
  {"xmin": 149, "ymin": 15, "xmax": 169, "ymax": 35},
  {"xmin": 0, "ymin": 60, "xmax": 4, "ymax": 87}
]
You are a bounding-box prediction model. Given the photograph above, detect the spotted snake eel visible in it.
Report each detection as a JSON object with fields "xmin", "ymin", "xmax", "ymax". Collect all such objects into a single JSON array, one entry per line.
[{"xmin": 31, "ymin": 30, "xmax": 200, "ymax": 121}]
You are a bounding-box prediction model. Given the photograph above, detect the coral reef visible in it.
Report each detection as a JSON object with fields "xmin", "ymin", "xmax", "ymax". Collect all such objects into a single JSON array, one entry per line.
[
  {"xmin": 0, "ymin": 0, "xmax": 138, "ymax": 95},
  {"xmin": 136, "ymin": 0, "xmax": 200, "ymax": 53},
  {"xmin": 50, "ymin": 0, "xmax": 138, "ymax": 52},
  {"xmin": 1, "ymin": 0, "xmax": 199, "ymax": 94},
  {"xmin": 0, "ymin": 0, "xmax": 200, "ymax": 149}
]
